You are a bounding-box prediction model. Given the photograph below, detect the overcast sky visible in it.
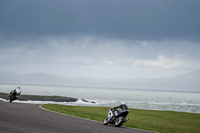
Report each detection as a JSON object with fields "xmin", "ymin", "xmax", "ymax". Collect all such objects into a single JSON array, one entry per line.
[{"xmin": 0, "ymin": 0, "xmax": 200, "ymax": 79}]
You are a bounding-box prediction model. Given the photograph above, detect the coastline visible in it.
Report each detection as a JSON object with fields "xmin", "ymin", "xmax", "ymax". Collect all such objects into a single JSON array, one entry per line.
[{"xmin": 0, "ymin": 92, "xmax": 78, "ymax": 102}]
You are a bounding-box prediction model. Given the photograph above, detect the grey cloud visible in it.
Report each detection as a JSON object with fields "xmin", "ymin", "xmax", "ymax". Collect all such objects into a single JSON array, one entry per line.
[
  {"xmin": 1, "ymin": 0, "xmax": 200, "ymax": 78},
  {"xmin": 0, "ymin": 37, "xmax": 199, "ymax": 78},
  {"xmin": 0, "ymin": 0, "xmax": 200, "ymax": 41}
]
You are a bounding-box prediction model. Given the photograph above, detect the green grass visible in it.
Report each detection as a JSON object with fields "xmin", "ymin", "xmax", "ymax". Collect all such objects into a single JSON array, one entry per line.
[{"xmin": 42, "ymin": 104, "xmax": 200, "ymax": 133}]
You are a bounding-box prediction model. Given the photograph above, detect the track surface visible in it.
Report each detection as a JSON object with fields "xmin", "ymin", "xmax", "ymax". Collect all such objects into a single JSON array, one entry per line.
[{"xmin": 0, "ymin": 101, "xmax": 155, "ymax": 133}]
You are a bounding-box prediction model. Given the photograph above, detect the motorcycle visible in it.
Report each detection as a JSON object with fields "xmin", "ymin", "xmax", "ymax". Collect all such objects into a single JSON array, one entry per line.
[
  {"xmin": 103, "ymin": 104, "xmax": 129, "ymax": 127},
  {"xmin": 9, "ymin": 87, "xmax": 21, "ymax": 102}
]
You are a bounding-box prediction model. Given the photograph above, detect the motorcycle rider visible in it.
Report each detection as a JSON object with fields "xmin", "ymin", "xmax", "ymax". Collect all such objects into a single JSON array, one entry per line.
[
  {"xmin": 108, "ymin": 104, "xmax": 128, "ymax": 119},
  {"xmin": 10, "ymin": 87, "xmax": 21, "ymax": 98}
]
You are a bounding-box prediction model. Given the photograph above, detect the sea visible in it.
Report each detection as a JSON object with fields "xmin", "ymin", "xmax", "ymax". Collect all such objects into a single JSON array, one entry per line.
[{"xmin": 0, "ymin": 83, "xmax": 200, "ymax": 113}]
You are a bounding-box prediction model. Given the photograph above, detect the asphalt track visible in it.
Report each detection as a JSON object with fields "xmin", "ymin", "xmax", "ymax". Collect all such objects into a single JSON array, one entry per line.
[{"xmin": 0, "ymin": 101, "xmax": 155, "ymax": 133}]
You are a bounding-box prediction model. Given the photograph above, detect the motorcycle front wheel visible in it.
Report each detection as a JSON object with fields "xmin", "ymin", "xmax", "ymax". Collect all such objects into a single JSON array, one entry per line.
[
  {"xmin": 9, "ymin": 97, "xmax": 13, "ymax": 102},
  {"xmin": 103, "ymin": 117, "xmax": 109, "ymax": 125},
  {"xmin": 115, "ymin": 116, "xmax": 124, "ymax": 127}
]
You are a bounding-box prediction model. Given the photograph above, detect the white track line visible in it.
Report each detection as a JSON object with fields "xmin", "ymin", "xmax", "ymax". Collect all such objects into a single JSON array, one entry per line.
[{"xmin": 39, "ymin": 104, "xmax": 101, "ymax": 123}]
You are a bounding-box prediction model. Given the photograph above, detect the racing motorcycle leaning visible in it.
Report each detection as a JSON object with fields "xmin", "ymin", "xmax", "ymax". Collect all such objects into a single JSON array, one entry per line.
[
  {"xmin": 9, "ymin": 87, "xmax": 21, "ymax": 102},
  {"xmin": 103, "ymin": 104, "xmax": 129, "ymax": 127}
]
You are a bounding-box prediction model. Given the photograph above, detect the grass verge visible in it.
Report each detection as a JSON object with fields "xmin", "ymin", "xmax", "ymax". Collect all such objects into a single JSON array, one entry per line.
[{"xmin": 42, "ymin": 104, "xmax": 200, "ymax": 133}]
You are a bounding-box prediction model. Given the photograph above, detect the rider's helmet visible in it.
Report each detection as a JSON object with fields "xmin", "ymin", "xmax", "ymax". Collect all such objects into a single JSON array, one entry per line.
[
  {"xmin": 17, "ymin": 87, "xmax": 21, "ymax": 89},
  {"xmin": 121, "ymin": 104, "xmax": 128, "ymax": 110}
]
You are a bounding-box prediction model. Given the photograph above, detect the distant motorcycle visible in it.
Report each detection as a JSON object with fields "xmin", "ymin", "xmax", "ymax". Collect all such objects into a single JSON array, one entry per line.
[
  {"xmin": 103, "ymin": 104, "xmax": 129, "ymax": 127},
  {"xmin": 9, "ymin": 87, "xmax": 21, "ymax": 102}
]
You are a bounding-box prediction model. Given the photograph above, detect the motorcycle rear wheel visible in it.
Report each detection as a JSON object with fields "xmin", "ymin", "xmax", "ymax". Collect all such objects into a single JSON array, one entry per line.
[{"xmin": 115, "ymin": 116, "xmax": 124, "ymax": 127}]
